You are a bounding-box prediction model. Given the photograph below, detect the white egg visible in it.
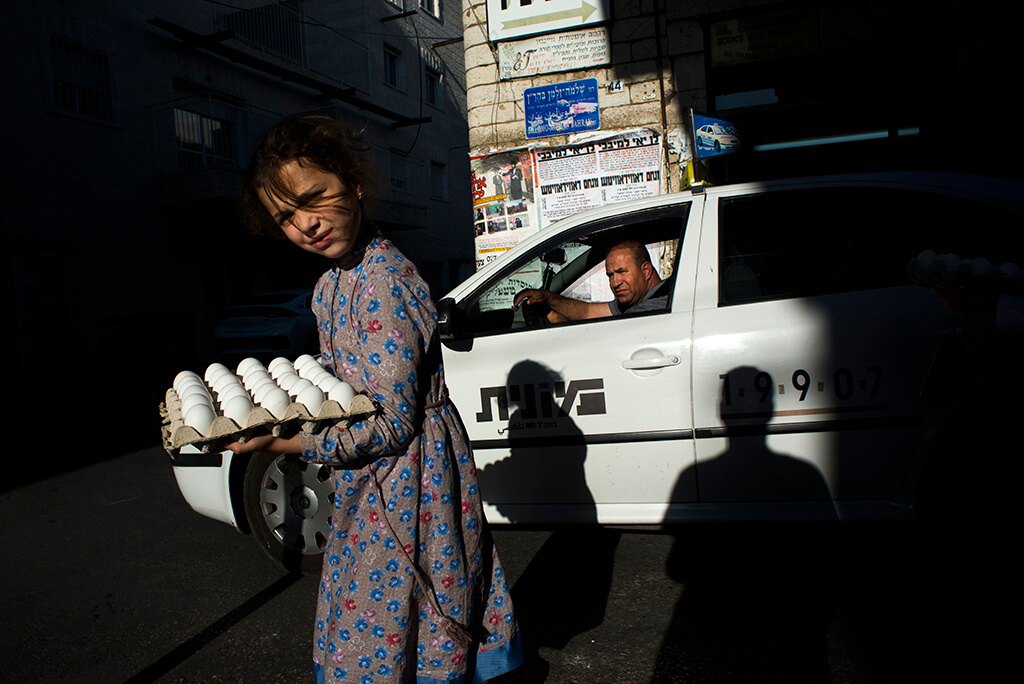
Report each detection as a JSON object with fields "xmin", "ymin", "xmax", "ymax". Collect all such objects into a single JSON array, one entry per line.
[
  {"xmin": 217, "ymin": 382, "xmax": 250, "ymax": 405},
  {"xmin": 253, "ymin": 380, "xmax": 281, "ymax": 404},
  {"xmin": 181, "ymin": 391, "xmax": 214, "ymax": 414},
  {"xmin": 248, "ymin": 374, "xmax": 276, "ymax": 395},
  {"xmin": 306, "ymin": 368, "xmax": 330, "ymax": 385},
  {"xmin": 204, "ymin": 363, "xmax": 231, "ymax": 383},
  {"xmin": 213, "ymin": 372, "xmax": 243, "ymax": 395},
  {"xmin": 276, "ymin": 372, "xmax": 301, "ymax": 393},
  {"xmin": 316, "ymin": 374, "xmax": 343, "ymax": 393},
  {"xmin": 915, "ymin": 249, "xmax": 936, "ymax": 270},
  {"xmin": 289, "ymin": 378, "xmax": 314, "ymax": 398},
  {"xmin": 328, "ymin": 382, "xmax": 356, "ymax": 411},
  {"xmin": 178, "ymin": 382, "xmax": 212, "ymax": 403},
  {"xmin": 294, "ymin": 354, "xmax": 317, "ymax": 373},
  {"xmin": 211, "ymin": 370, "xmax": 236, "ymax": 390},
  {"xmin": 242, "ymin": 362, "xmax": 269, "ymax": 380},
  {"xmin": 296, "ymin": 385, "xmax": 325, "ymax": 415},
  {"xmin": 268, "ymin": 356, "xmax": 292, "ymax": 373},
  {"xmin": 269, "ymin": 358, "xmax": 295, "ymax": 379},
  {"xmin": 1000, "ymin": 262, "xmax": 1022, "ymax": 278},
  {"xmin": 184, "ymin": 403, "xmax": 216, "ymax": 436},
  {"xmin": 260, "ymin": 387, "xmax": 292, "ymax": 418},
  {"xmin": 177, "ymin": 374, "xmax": 206, "ymax": 389},
  {"xmin": 236, "ymin": 357, "xmax": 263, "ymax": 376},
  {"xmin": 222, "ymin": 394, "xmax": 254, "ymax": 427},
  {"xmin": 173, "ymin": 371, "xmax": 203, "ymax": 393},
  {"xmin": 243, "ymin": 370, "xmax": 272, "ymax": 391},
  {"xmin": 937, "ymin": 253, "xmax": 962, "ymax": 271},
  {"xmin": 298, "ymin": 360, "xmax": 325, "ymax": 379}
]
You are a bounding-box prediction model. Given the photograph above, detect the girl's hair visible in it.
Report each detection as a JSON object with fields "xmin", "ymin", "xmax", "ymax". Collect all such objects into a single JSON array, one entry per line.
[{"xmin": 239, "ymin": 115, "xmax": 374, "ymax": 238}]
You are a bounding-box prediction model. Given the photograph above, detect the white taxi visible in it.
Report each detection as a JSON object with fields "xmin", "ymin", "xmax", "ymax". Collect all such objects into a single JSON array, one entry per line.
[{"xmin": 170, "ymin": 172, "xmax": 1024, "ymax": 570}]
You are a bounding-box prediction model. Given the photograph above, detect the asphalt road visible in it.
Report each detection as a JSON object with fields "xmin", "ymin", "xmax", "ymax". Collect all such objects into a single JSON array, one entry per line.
[{"xmin": 1, "ymin": 445, "xmax": 1014, "ymax": 683}]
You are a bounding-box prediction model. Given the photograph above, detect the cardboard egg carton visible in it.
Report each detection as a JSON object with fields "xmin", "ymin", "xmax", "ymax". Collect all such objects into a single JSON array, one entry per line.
[{"xmin": 159, "ymin": 357, "xmax": 377, "ymax": 455}]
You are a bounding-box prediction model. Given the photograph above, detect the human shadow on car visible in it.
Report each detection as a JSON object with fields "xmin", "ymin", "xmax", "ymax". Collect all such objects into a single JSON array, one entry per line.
[
  {"xmin": 651, "ymin": 365, "xmax": 836, "ymax": 683},
  {"xmin": 477, "ymin": 360, "xmax": 620, "ymax": 682},
  {"xmin": 692, "ymin": 365, "xmax": 838, "ymax": 507}
]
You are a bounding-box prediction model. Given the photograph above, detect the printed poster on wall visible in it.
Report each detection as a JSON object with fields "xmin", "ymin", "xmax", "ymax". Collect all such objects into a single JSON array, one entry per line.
[
  {"xmin": 469, "ymin": 148, "xmax": 538, "ymax": 271},
  {"xmin": 533, "ymin": 128, "xmax": 663, "ymax": 229}
]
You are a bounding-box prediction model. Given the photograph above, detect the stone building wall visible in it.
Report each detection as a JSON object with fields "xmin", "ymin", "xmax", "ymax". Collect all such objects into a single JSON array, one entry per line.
[{"xmin": 459, "ymin": 0, "xmax": 769, "ymax": 192}]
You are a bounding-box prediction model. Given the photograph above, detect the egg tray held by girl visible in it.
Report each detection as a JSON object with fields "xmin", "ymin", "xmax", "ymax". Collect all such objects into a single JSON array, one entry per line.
[{"xmin": 159, "ymin": 355, "xmax": 376, "ymax": 455}]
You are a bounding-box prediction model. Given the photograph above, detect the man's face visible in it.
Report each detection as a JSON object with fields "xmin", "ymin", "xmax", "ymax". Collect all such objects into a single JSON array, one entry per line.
[{"xmin": 605, "ymin": 247, "xmax": 653, "ymax": 307}]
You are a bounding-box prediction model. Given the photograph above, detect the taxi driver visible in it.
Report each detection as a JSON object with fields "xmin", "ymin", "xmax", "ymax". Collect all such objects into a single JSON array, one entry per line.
[{"xmin": 513, "ymin": 240, "xmax": 670, "ymax": 323}]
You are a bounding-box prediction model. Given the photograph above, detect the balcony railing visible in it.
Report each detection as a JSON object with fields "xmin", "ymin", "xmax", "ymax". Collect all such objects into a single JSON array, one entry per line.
[{"xmin": 215, "ymin": 2, "xmax": 369, "ymax": 94}]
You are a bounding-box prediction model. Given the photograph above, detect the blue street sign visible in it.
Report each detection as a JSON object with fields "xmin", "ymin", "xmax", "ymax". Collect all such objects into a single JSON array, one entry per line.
[{"xmin": 524, "ymin": 78, "xmax": 600, "ymax": 139}]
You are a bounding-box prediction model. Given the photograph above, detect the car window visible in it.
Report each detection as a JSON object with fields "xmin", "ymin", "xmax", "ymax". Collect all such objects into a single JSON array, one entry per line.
[
  {"xmin": 718, "ymin": 187, "xmax": 1024, "ymax": 305},
  {"xmin": 459, "ymin": 208, "xmax": 689, "ymax": 337}
]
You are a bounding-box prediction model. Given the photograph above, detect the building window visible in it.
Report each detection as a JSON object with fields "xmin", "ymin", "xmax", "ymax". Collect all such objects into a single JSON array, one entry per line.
[
  {"xmin": 172, "ymin": 94, "xmax": 241, "ymax": 170},
  {"xmin": 384, "ymin": 46, "xmax": 404, "ymax": 89},
  {"xmin": 419, "ymin": 0, "xmax": 443, "ymax": 20},
  {"xmin": 430, "ymin": 161, "xmax": 448, "ymax": 200},
  {"xmin": 390, "ymin": 150, "xmax": 411, "ymax": 193},
  {"xmin": 50, "ymin": 37, "xmax": 112, "ymax": 120},
  {"xmin": 425, "ymin": 68, "xmax": 443, "ymax": 108}
]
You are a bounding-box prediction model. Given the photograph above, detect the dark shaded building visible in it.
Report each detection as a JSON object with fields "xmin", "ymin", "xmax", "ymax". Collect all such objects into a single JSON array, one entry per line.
[{"xmin": 2, "ymin": 0, "xmax": 474, "ymax": 458}]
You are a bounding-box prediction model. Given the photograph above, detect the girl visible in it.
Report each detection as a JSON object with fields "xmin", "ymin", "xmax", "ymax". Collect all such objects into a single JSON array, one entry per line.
[{"xmin": 228, "ymin": 116, "xmax": 522, "ymax": 684}]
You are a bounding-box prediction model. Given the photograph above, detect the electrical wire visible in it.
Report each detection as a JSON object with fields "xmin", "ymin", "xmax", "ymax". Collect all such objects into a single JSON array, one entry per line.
[{"xmin": 200, "ymin": 0, "xmax": 462, "ymax": 42}]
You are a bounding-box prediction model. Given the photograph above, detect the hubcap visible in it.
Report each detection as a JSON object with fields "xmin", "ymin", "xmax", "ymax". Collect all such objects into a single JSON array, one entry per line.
[
  {"xmin": 259, "ymin": 456, "xmax": 333, "ymax": 555},
  {"xmin": 291, "ymin": 486, "xmax": 318, "ymax": 517}
]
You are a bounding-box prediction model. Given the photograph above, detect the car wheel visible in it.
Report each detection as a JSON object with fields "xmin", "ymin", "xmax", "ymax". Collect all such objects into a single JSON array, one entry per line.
[
  {"xmin": 714, "ymin": 140, "xmax": 721, "ymax": 153},
  {"xmin": 243, "ymin": 452, "xmax": 332, "ymax": 574}
]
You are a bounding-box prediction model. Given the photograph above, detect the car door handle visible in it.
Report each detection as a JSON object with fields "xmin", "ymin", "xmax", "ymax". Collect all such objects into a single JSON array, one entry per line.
[{"xmin": 622, "ymin": 355, "xmax": 681, "ymax": 370}]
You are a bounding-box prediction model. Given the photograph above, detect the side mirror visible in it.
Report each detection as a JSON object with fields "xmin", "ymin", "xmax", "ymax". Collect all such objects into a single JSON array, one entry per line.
[
  {"xmin": 542, "ymin": 247, "xmax": 566, "ymax": 266},
  {"xmin": 436, "ymin": 297, "xmax": 462, "ymax": 341}
]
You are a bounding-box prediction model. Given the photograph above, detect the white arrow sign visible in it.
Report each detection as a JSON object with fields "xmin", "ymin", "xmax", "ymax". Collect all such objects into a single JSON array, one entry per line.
[{"xmin": 487, "ymin": 0, "xmax": 608, "ymax": 42}]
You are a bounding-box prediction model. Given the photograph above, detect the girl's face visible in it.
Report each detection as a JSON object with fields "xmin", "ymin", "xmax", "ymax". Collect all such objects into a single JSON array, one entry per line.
[{"xmin": 259, "ymin": 160, "xmax": 363, "ymax": 261}]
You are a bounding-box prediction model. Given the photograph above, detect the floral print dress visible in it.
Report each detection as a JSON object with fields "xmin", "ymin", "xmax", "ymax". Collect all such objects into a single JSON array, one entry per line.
[{"xmin": 299, "ymin": 231, "xmax": 521, "ymax": 684}]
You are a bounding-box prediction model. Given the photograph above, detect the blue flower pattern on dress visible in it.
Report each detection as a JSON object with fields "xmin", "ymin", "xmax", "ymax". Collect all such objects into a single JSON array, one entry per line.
[{"xmin": 299, "ymin": 233, "xmax": 520, "ymax": 683}]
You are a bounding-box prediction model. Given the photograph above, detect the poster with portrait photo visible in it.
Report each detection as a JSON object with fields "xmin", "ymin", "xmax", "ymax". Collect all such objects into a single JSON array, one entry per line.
[{"xmin": 470, "ymin": 148, "xmax": 539, "ymax": 270}]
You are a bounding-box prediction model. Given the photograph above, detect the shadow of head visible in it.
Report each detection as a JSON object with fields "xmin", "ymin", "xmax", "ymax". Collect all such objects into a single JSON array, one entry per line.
[
  {"xmin": 476, "ymin": 359, "xmax": 594, "ymax": 521},
  {"xmin": 719, "ymin": 365, "xmax": 776, "ymax": 427}
]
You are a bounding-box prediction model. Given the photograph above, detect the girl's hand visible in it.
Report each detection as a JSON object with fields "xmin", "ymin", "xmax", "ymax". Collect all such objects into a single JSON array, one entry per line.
[{"xmin": 224, "ymin": 433, "xmax": 303, "ymax": 455}]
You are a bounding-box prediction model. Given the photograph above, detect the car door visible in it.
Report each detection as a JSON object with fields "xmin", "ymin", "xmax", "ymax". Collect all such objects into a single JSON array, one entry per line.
[
  {"xmin": 688, "ymin": 178, "xmax": 1024, "ymax": 519},
  {"xmin": 440, "ymin": 199, "xmax": 702, "ymax": 524}
]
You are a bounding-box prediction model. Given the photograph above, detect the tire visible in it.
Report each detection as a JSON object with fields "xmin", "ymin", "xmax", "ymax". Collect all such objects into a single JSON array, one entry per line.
[{"xmin": 243, "ymin": 452, "xmax": 332, "ymax": 574}]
